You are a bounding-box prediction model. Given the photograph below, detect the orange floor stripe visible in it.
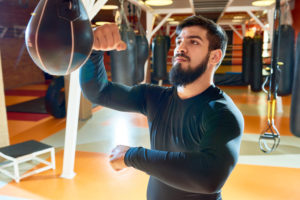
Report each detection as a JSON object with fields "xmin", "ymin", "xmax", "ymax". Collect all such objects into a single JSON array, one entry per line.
[
  {"xmin": 16, "ymin": 84, "xmax": 49, "ymax": 91},
  {"xmin": 7, "ymin": 120, "xmax": 38, "ymax": 137},
  {"xmin": 244, "ymin": 115, "xmax": 293, "ymax": 136},
  {"xmin": 9, "ymin": 116, "xmax": 66, "ymax": 144},
  {"xmin": 0, "ymin": 151, "xmax": 149, "ymax": 200},
  {"xmin": 5, "ymin": 96, "xmax": 40, "ymax": 106},
  {"xmin": 1, "ymin": 152, "xmax": 299, "ymax": 200},
  {"xmin": 223, "ymin": 164, "xmax": 300, "ymax": 200}
]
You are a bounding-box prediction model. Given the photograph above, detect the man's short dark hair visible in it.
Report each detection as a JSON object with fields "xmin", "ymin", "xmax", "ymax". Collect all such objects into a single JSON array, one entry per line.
[{"xmin": 176, "ymin": 15, "xmax": 228, "ymax": 68}]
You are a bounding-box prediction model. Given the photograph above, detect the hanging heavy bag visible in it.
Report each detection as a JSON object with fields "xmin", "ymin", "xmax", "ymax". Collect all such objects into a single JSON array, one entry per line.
[
  {"xmin": 45, "ymin": 76, "xmax": 66, "ymax": 118},
  {"xmin": 135, "ymin": 7, "xmax": 149, "ymax": 83},
  {"xmin": 277, "ymin": 25, "xmax": 295, "ymax": 96},
  {"xmin": 251, "ymin": 36, "xmax": 263, "ymax": 92},
  {"xmin": 242, "ymin": 37, "xmax": 253, "ymax": 84},
  {"xmin": 152, "ymin": 34, "xmax": 169, "ymax": 81},
  {"xmin": 136, "ymin": 35, "xmax": 149, "ymax": 83},
  {"xmin": 110, "ymin": 0, "xmax": 137, "ymax": 86},
  {"xmin": 25, "ymin": 0, "xmax": 93, "ymax": 76},
  {"xmin": 290, "ymin": 33, "xmax": 300, "ymax": 137}
]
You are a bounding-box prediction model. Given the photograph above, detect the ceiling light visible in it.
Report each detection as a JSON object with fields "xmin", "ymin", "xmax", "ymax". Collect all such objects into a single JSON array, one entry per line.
[
  {"xmin": 252, "ymin": 0, "xmax": 275, "ymax": 7},
  {"xmin": 168, "ymin": 21, "xmax": 179, "ymax": 25},
  {"xmin": 233, "ymin": 16, "xmax": 244, "ymax": 19},
  {"xmin": 101, "ymin": 5, "xmax": 118, "ymax": 10},
  {"xmin": 95, "ymin": 21, "xmax": 111, "ymax": 26},
  {"xmin": 167, "ymin": 18, "xmax": 175, "ymax": 22},
  {"xmin": 145, "ymin": 0, "xmax": 173, "ymax": 6},
  {"xmin": 232, "ymin": 19, "xmax": 243, "ymax": 23}
]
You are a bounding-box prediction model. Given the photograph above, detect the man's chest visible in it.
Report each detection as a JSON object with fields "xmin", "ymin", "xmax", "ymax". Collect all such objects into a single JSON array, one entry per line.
[{"xmin": 150, "ymin": 102, "xmax": 206, "ymax": 152}]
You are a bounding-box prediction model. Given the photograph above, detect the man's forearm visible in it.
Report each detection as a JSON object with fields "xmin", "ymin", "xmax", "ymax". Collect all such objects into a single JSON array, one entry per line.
[{"xmin": 124, "ymin": 147, "xmax": 234, "ymax": 194}]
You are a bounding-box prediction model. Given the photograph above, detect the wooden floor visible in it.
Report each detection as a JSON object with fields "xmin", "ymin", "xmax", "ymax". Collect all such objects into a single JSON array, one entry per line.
[{"xmin": 1, "ymin": 81, "xmax": 300, "ymax": 200}]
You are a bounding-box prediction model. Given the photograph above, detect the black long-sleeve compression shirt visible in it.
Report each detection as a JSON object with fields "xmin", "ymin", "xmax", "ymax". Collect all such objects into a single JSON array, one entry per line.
[{"xmin": 79, "ymin": 51, "xmax": 244, "ymax": 200}]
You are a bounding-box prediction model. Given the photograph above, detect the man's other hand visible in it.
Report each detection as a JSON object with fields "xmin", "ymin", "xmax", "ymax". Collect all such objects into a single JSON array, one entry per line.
[{"xmin": 109, "ymin": 145, "xmax": 130, "ymax": 171}]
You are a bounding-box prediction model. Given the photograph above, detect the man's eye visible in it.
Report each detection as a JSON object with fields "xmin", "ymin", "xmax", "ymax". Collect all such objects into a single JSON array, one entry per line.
[
  {"xmin": 176, "ymin": 40, "xmax": 181, "ymax": 45},
  {"xmin": 191, "ymin": 40, "xmax": 199, "ymax": 45}
]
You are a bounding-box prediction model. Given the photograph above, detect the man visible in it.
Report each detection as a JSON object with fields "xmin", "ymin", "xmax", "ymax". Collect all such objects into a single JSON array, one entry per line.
[{"xmin": 79, "ymin": 15, "xmax": 244, "ymax": 200}]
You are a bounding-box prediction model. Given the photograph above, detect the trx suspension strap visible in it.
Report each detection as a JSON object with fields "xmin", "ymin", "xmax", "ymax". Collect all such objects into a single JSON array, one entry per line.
[{"xmin": 259, "ymin": 0, "xmax": 281, "ymax": 153}]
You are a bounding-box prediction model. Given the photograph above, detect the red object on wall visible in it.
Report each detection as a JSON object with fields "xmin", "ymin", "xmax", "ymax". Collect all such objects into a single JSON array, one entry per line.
[{"xmin": 292, "ymin": 0, "xmax": 300, "ymax": 38}]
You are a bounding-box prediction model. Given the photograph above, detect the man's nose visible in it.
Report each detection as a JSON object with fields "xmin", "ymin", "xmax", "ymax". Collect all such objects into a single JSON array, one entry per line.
[{"xmin": 176, "ymin": 42, "xmax": 187, "ymax": 54}]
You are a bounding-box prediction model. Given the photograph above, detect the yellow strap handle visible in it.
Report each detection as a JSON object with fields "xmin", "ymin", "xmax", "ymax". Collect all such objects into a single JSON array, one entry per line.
[
  {"xmin": 267, "ymin": 100, "xmax": 271, "ymax": 121},
  {"xmin": 272, "ymin": 99, "xmax": 276, "ymax": 120}
]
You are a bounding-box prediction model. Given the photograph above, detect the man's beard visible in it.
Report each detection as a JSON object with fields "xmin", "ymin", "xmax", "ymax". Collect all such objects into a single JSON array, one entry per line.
[{"xmin": 169, "ymin": 52, "xmax": 210, "ymax": 87}]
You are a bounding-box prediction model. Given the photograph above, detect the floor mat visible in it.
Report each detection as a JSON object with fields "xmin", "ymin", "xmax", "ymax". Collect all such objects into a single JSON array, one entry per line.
[
  {"xmin": 6, "ymin": 97, "xmax": 47, "ymax": 114},
  {"xmin": 7, "ymin": 112, "xmax": 50, "ymax": 121}
]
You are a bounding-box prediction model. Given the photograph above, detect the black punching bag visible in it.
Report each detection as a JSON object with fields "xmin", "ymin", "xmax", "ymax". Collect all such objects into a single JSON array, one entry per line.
[
  {"xmin": 152, "ymin": 35, "xmax": 170, "ymax": 81},
  {"xmin": 110, "ymin": 2, "xmax": 137, "ymax": 86},
  {"xmin": 45, "ymin": 76, "xmax": 66, "ymax": 118},
  {"xmin": 135, "ymin": 7, "xmax": 149, "ymax": 83},
  {"xmin": 251, "ymin": 36, "xmax": 263, "ymax": 92},
  {"xmin": 136, "ymin": 35, "xmax": 149, "ymax": 83},
  {"xmin": 25, "ymin": 0, "xmax": 93, "ymax": 76},
  {"xmin": 290, "ymin": 33, "xmax": 300, "ymax": 137},
  {"xmin": 242, "ymin": 37, "xmax": 253, "ymax": 84},
  {"xmin": 278, "ymin": 25, "xmax": 295, "ymax": 96}
]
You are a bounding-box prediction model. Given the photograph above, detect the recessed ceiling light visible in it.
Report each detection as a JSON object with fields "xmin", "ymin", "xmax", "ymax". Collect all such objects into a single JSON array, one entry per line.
[
  {"xmin": 232, "ymin": 19, "xmax": 243, "ymax": 23},
  {"xmin": 95, "ymin": 21, "xmax": 111, "ymax": 26},
  {"xmin": 168, "ymin": 21, "xmax": 179, "ymax": 25},
  {"xmin": 252, "ymin": 0, "xmax": 275, "ymax": 7},
  {"xmin": 145, "ymin": 0, "xmax": 173, "ymax": 6},
  {"xmin": 233, "ymin": 16, "xmax": 244, "ymax": 19},
  {"xmin": 102, "ymin": 5, "xmax": 118, "ymax": 10},
  {"xmin": 167, "ymin": 18, "xmax": 175, "ymax": 22}
]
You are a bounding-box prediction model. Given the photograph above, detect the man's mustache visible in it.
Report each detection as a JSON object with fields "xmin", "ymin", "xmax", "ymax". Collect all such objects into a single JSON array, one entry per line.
[{"xmin": 173, "ymin": 53, "xmax": 190, "ymax": 61}]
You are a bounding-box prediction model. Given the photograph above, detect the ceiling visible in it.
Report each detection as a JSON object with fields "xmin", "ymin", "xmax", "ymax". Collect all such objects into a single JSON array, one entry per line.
[
  {"xmin": 93, "ymin": 0, "xmax": 295, "ymax": 30},
  {"xmin": 0, "ymin": 0, "xmax": 296, "ymax": 38}
]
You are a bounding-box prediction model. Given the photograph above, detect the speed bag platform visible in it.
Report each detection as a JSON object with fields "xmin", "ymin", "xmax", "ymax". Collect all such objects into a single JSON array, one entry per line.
[{"xmin": 25, "ymin": 0, "xmax": 93, "ymax": 76}]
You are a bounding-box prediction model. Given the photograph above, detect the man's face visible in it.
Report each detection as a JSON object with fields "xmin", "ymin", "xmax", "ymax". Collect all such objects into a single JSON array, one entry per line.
[{"xmin": 169, "ymin": 26, "xmax": 210, "ymax": 87}]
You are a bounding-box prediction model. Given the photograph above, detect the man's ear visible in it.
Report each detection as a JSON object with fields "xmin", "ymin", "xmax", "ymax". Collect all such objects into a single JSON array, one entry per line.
[{"xmin": 209, "ymin": 49, "xmax": 223, "ymax": 66}]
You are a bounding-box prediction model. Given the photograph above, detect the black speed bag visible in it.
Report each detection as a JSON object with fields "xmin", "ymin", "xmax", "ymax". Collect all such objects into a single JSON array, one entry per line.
[{"xmin": 25, "ymin": 0, "xmax": 93, "ymax": 76}]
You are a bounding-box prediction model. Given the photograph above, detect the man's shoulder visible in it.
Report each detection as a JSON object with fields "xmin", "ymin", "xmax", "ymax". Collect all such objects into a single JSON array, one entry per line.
[
  {"xmin": 142, "ymin": 83, "xmax": 174, "ymax": 96},
  {"xmin": 205, "ymin": 87, "xmax": 243, "ymax": 119}
]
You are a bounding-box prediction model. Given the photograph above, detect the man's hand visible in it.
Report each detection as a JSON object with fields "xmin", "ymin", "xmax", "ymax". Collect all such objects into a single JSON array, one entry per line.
[
  {"xmin": 93, "ymin": 23, "xmax": 127, "ymax": 51},
  {"xmin": 109, "ymin": 145, "xmax": 130, "ymax": 171}
]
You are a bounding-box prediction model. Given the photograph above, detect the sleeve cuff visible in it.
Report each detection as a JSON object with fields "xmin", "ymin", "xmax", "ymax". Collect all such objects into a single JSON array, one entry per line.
[{"xmin": 124, "ymin": 147, "xmax": 140, "ymax": 167}]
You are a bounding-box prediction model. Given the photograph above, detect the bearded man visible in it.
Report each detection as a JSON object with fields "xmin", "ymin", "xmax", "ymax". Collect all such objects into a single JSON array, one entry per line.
[{"xmin": 79, "ymin": 15, "xmax": 244, "ymax": 200}]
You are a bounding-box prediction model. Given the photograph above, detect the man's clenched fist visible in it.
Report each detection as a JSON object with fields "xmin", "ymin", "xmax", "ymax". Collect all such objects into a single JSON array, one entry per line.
[{"xmin": 93, "ymin": 23, "xmax": 127, "ymax": 51}]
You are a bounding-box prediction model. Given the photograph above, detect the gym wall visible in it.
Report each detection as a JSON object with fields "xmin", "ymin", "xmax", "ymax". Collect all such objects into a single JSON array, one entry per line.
[{"xmin": 0, "ymin": 1, "xmax": 45, "ymax": 90}]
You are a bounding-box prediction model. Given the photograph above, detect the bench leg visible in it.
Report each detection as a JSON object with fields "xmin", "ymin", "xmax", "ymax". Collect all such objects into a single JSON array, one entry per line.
[
  {"xmin": 51, "ymin": 148, "xmax": 56, "ymax": 170},
  {"xmin": 13, "ymin": 160, "xmax": 20, "ymax": 183}
]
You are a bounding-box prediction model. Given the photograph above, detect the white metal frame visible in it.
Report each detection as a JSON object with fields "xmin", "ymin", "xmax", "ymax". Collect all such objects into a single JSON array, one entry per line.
[
  {"xmin": 60, "ymin": 0, "xmax": 108, "ymax": 180},
  {"xmin": 0, "ymin": 147, "xmax": 55, "ymax": 183}
]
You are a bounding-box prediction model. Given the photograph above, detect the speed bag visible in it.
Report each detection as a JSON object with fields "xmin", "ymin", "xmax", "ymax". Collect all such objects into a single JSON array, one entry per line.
[
  {"xmin": 135, "ymin": 34, "xmax": 149, "ymax": 83},
  {"xmin": 290, "ymin": 33, "xmax": 300, "ymax": 137},
  {"xmin": 110, "ymin": 24, "xmax": 137, "ymax": 86},
  {"xmin": 25, "ymin": 0, "xmax": 93, "ymax": 76},
  {"xmin": 278, "ymin": 25, "xmax": 295, "ymax": 96}
]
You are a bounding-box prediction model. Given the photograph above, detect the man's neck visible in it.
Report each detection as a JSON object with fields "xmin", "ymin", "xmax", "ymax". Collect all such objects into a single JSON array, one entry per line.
[{"xmin": 176, "ymin": 73, "xmax": 213, "ymax": 100}]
